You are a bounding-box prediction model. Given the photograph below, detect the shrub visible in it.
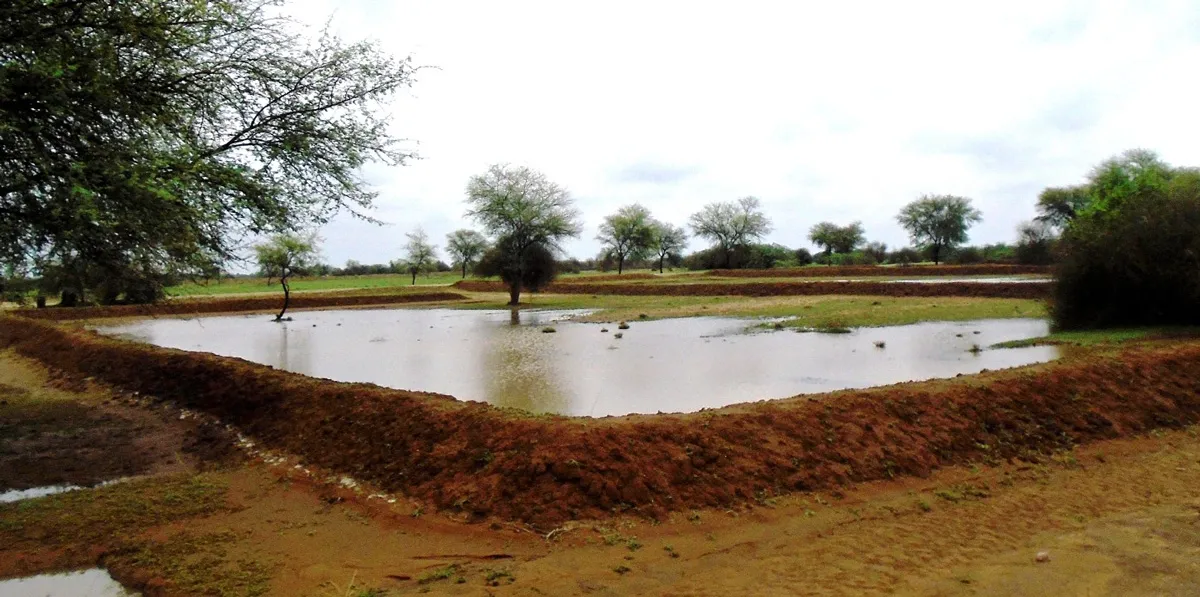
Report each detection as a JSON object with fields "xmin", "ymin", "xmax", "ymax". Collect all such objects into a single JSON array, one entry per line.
[
  {"xmin": 794, "ymin": 248, "xmax": 813, "ymax": 266},
  {"xmin": 887, "ymin": 247, "xmax": 923, "ymax": 265},
  {"xmin": 1052, "ymin": 186, "xmax": 1200, "ymax": 329}
]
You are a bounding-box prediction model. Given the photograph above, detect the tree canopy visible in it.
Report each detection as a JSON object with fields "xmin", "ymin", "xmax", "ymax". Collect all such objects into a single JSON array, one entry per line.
[
  {"xmin": 464, "ymin": 164, "xmax": 581, "ymax": 304},
  {"xmin": 688, "ymin": 197, "xmax": 772, "ymax": 268},
  {"xmin": 0, "ymin": 0, "xmax": 416, "ymax": 303},
  {"xmin": 444, "ymin": 229, "xmax": 489, "ymax": 279},
  {"xmin": 896, "ymin": 195, "xmax": 982, "ymax": 265},
  {"xmin": 596, "ymin": 204, "xmax": 655, "ymax": 274}
]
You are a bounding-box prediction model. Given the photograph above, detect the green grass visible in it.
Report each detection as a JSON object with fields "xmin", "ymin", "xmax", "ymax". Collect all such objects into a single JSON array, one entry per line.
[
  {"xmin": 991, "ymin": 326, "xmax": 1200, "ymax": 348},
  {"xmin": 461, "ymin": 293, "xmax": 1047, "ymax": 329}
]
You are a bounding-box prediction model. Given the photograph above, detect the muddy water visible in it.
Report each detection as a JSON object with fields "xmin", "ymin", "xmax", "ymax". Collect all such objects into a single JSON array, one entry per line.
[
  {"xmin": 0, "ymin": 569, "xmax": 137, "ymax": 596},
  {"xmin": 97, "ymin": 310, "xmax": 1056, "ymax": 417}
]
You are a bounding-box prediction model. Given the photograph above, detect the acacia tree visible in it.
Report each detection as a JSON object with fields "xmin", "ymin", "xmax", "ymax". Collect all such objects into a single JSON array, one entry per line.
[
  {"xmin": 465, "ymin": 165, "xmax": 581, "ymax": 305},
  {"xmin": 688, "ymin": 197, "xmax": 772, "ymax": 268},
  {"xmin": 809, "ymin": 221, "xmax": 865, "ymax": 258},
  {"xmin": 649, "ymin": 221, "xmax": 688, "ymax": 273},
  {"xmin": 254, "ymin": 233, "xmax": 318, "ymax": 321},
  {"xmin": 597, "ymin": 204, "xmax": 655, "ymax": 274},
  {"xmin": 896, "ymin": 195, "xmax": 982, "ymax": 265},
  {"xmin": 402, "ymin": 228, "xmax": 438, "ymax": 285},
  {"xmin": 0, "ymin": 0, "xmax": 417, "ymax": 304},
  {"xmin": 445, "ymin": 229, "xmax": 489, "ymax": 279}
]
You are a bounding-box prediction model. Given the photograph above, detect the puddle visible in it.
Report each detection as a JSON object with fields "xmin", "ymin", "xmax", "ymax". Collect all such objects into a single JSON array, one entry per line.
[
  {"xmin": 0, "ymin": 569, "xmax": 138, "ymax": 596},
  {"xmin": 96, "ymin": 310, "xmax": 1057, "ymax": 417}
]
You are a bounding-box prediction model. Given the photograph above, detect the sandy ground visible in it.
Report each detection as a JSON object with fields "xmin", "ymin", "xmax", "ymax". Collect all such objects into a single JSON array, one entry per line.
[{"xmin": 2, "ymin": 350, "xmax": 1200, "ymax": 596}]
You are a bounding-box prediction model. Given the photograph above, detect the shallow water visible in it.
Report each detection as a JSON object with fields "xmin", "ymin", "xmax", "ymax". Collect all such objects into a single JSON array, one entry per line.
[
  {"xmin": 97, "ymin": 310, "xmax": 1056, "ymax": 417},
  {"xmin": 0, "ymin": 569, "xmax": 137, "ymax": 596}
]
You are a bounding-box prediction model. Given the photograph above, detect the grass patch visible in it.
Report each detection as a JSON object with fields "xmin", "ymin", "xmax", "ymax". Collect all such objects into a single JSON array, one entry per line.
[
  {"xmin": 108, "ymin": 530, "xmax": 274, "ymax": 597},
  {"xmin": 458, "ymin": 293, "xmax": 1047, "ymax": 329},
  {"xmin": 0, "ymin": 474, "xmax": 230, "ymax": 549},
  {"xmin": 991, "ymin": 326, "xmax": 1200, "ymax": 348},
  {"xmin": 418, "ymin": 563, "xmax": 460, "ymax": 584}
]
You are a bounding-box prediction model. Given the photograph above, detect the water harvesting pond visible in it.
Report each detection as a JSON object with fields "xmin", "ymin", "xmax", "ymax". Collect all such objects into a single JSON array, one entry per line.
[{"xmin": 97, "ymin": 309, "xmax": 1057, "ymax": 417}]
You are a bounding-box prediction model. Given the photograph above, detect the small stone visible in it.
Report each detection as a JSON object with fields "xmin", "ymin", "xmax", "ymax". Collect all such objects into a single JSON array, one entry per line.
[
  {"xmin": 1035, "ymin": 551, "xmax": 1050, "ymax": 563},
  {"xmin": 600, "ymin": 328, "xmax": 609, "ymax": 333}
]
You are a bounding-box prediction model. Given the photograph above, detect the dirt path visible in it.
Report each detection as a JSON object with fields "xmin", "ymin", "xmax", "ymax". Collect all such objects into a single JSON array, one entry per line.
[{"xmin": 2, "ymin": 350, "xmax": 1200, "ymax": 596}]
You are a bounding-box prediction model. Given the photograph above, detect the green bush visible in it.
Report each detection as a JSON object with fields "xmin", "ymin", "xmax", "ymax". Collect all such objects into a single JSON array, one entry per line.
[{"xmin": 1053, "ymin": 186, "xmax": 1200, "ymax": 329}]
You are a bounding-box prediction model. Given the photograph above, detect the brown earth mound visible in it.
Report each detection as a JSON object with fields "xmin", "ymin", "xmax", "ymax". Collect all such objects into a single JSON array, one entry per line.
[
  {"xmin": 556, "ymin": 273, "xmax": 657, "ymax": 283},
  {"xmin": 3, "ymin": 315, "xmax": 1199, "ymax": 527},
  {"xmin": 15, "ymin": 291, "xmax": 467, "ymax": 321},
  {"xmin": 709, "ymin": 264, "xmax": 1052, "ymax": 278},
  {"xmin": 453, "ymin": 280, "xmax": 1050, "ymax": 299}
]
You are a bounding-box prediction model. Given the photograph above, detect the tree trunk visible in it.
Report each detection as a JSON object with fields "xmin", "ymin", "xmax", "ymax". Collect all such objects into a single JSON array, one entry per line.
[
  {"xmin": 275, "ymin": 278, "xmax": 290, "ymax": 321},
  {"xmin": 411, "ymin": 270, "xmax": 417, "ymax": 285},
  {"xmin": 60, "ymin": 290, "xmax": 78, "ymax": 307},
  {"xmin": 659, "ymin": 255, "xmax": 665, "ymax": 274},
  {"xmin": 932, "ymin": 244, "xmax": 941, "ymax": 265},
  {"xmin": 617, "ymin": 256, "xmax": 624, "ymax": 275},
  {"xmin": 461, "ymin": 262, "xmax": 467, "ymax": 279},
  {"xmin": 508, "ymin": 282, "xmax": 520, "ymax": 306}
]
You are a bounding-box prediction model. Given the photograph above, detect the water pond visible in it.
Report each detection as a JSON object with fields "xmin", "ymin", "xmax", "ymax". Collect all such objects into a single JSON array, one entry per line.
[
  {"xmin": 97, "ymin": 309, "xmax": 1056, "ymax": 417},
  {"xmin": 0, "ymin": 569, "xmax": 137, "ymax": 596}
]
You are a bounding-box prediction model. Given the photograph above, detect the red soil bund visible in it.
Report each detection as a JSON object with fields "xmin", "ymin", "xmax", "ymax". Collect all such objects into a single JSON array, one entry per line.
[
  {"xmin": 557, "ymin": 272, "xmax": 657, "ymax": 283},
  {"xmin": 709, "ymin": 264, "xmax": 1053, "ymax": 278},
  {"xmin": 13, "ymin": 291, "xmax": 468, "ymax": 321},
  {"xmin": 3, "ymin": 315, "xmax": 1200, "ymax": 526},
  {"xmin": 453, "ymin": 280, "xmax": 1051, "ymax": 299}
]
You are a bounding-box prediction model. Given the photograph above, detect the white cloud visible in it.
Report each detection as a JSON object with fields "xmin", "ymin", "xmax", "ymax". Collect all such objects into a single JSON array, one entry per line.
[{"xmin": 283, "ymin": 0, "xmax": 1200, "ymax": 266}]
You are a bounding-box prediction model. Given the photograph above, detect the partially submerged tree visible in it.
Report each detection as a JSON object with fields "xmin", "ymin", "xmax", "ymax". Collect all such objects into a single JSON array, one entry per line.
[
  {"xmin": 465, "ymin": 165, "xmax": 581, "ymax": 305},
  {"xmin": 402, "ymin": 228, "xmax": 438, "ymax": 285},
  {"xmin": 254, "ymin": 233, "xmax": 319, "ymax": 321},
  {"xmin": 444, "ymin": 229, "xmax": 489, "ymax": 279},
  {"xmin": 0, "ymin": 0, "xmax": 417, "ymax": 304},
  {"xmin": 688, "ymin": 197, "xmax": 772, "ymax": 268},
  {"xmin": 649, "ymin": 221, "xmax": 688, "ymax": 273},
  {"xmin": 597, "ymin": 205, "xmax": 655, "ymax": 274},
  {"xmin": 896, "ymin": 195, "xmax": 982, "ymax": 265}
]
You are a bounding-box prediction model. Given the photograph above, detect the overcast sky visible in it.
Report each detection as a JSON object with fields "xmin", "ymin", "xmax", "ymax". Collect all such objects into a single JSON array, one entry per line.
[{"xmin": 284, "ymin": 0, "xmax": 1200, "ymax": 266}]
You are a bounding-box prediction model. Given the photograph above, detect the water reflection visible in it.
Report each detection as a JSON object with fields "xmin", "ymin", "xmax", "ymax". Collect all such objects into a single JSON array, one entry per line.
[{"xmin": 96, "ymin": 310, "xmax": 1057, "ymax": 417}]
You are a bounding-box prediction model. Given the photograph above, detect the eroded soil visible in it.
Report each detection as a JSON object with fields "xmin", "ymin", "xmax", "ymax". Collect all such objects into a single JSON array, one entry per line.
[{"xmin": 2, "ymin": 350, "xmax": 1200, "ymax": 596}]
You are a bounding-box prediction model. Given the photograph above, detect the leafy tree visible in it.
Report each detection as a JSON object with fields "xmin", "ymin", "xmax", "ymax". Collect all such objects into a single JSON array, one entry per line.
[
  {"xmin": 1014, "ymin": 220, "xmax": 1056, "ymax": 265},
  {"xmin": 810, "ymin": 221, "xmax": 865, "ymax": 257},
  {"xmin": 688, "ymin": 197, "xmax": 772, "ymax": 268},
  {"xmin": 863, "ymin": 241, "xmax": 888, "ymax": 264},
  {"xmin": 474, "ymin": 240, "xmax": 558, "ymax": 298},
  {"xmin": 465, "ymin": 165, "xmax": 581, "ymax": 305},
  {"xmin": 794, "ymin": 247, "xmax": 814, "ymax": 266},
  {"xmin": 1035, "ymin": 185, "xmax": 1091, "ymax": 229},
  {"xmin": 0, "ymin": 0, "xmax": 416, "ymax": 304},
  {"xmin": 596, "ymin": 205, "xmax": 655, "ymax": 274},
  {"xmin": 401, "ymin": 228, "xmax": 438, "ymax": 285},
  {"xmin": 896, "ymin": 195, "xmax": 982, "ymax": 265},
  {"xmin": 444, "ymin": 229, "xmax": 489, "ymax": 279},
  {"xmin": 649, "ymin": 221, "xmax": 688, "ymax": 273},
  {"xmin": 1052, "ymin": 152, "xmax": 1200, "ymax": 328},
  {"xmin": 254, "ymin": 233, "xmax": 319, "ymax": 321},
  {"xmin": 808, "ymin": 222, "xmax": 839, "ymax": 258}
]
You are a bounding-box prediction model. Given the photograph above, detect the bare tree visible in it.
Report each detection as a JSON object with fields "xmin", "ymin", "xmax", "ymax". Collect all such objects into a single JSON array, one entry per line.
[
  {"xmin": 465, "ymin": 165, "xmax": 581, "ymax": 305},
  {"xmin": 402, "ymin": 228, "xmax": 437, "ymax": 285},
  {"xmin": 688, "ymin": 197, "xmax": 772, "ymax": 268}
]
